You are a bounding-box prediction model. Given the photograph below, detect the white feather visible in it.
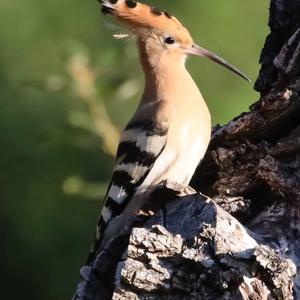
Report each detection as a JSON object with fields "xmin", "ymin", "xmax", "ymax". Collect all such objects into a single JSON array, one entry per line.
[
  {"xmin": 115, "ymin": 163, "xmax": 148, "ymax": 183},
  {"xmin": 101, "ymin": 0, "xmax": 114, "ymax": 9},
  {"xmin": 101, "ymin": 206, "xmax": 112, "ymax": 223},
  {"xmin": 108, "ymin": 184, "xmax": 128, "ymax": 204},
  {"xmin": 121, "ymin": 129, "xmax": 165, "ymax": 155},
  {"xmin": 120, "ymin": 128, "xmax": 141, "ymax": 143},
  {"xmin": 113, "ymin": 33, "xmax": 130, "ymax": 40},
  {"xmin": 136, "ymin": 134, "xmax": 166, "ymax": 155}
]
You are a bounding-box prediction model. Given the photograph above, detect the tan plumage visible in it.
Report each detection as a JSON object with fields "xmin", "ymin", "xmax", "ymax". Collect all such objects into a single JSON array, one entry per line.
[{"xmin": 87, "ymin": 0, "xmax": 249, "ymax": 263}]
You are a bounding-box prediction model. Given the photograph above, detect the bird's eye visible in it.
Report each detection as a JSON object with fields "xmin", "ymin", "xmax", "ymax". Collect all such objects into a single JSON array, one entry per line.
[{"xmin": 164, "ymin": 37, "xmax": 175, "ymax": 45}]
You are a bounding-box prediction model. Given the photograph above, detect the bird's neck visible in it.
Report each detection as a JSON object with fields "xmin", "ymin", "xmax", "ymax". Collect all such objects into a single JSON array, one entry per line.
[{"xmin": 138, "ymin": 42, "xmax": 202, "ymax": 104}]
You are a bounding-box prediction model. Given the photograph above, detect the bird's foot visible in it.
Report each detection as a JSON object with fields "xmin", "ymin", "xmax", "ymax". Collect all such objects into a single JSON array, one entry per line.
[
  {"xmin": 137, "ymin": 180, "xmax": 198, "ymax": 219},
  {"xmin": 162, "ymin": 179, "xmax": 197, "ymax": 196}
]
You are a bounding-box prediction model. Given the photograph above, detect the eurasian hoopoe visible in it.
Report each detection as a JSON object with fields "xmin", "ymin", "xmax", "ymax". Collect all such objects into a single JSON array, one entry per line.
[{"xmin": 87, "ymin": 0, "xmax": 249, "ymax": 263}]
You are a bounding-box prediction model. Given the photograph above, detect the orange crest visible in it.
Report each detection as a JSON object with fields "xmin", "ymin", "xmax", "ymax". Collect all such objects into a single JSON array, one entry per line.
[{"xmin": 100, "ymin": 0, "xmax": 192, "ymax": 43}]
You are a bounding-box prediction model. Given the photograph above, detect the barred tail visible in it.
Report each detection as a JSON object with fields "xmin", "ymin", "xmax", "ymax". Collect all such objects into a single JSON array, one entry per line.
[{"xmin": 86, "ymin": 215, "xmax": 106, "ymax": 264}]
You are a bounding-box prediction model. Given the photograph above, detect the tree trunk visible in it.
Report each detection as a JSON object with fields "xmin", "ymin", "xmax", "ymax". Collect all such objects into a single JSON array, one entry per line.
[{"xmin": 73, "ymin": 0, "xmax": 300, "ymax": 299}]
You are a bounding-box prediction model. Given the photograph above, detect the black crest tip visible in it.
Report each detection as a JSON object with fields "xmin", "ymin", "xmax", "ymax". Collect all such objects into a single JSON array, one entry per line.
[
  {"xmin": 101, "ymin": 5, "xmax": 114, "ymax": 15},
  {"xmin": 125, "ymin": 0, "xmax": 137, "ymax": 9},
  {"xmin": 151, "ymin": 6, "xmax": 162, "ymax": 16},
  {"xmin": 163, "ymin": 11, "xmax": 172, "ymax": 19}
]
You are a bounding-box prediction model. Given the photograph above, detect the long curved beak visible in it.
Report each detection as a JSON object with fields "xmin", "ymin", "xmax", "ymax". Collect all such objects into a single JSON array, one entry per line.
[{"xmin": 186, "ymin": 43, "xmax": 251, "ymax": 82}]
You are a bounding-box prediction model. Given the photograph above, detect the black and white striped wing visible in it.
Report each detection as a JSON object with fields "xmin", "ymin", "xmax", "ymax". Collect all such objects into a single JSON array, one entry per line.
[
  {"xmin": 87, "ymin": 112, "xmax": 169, "ymax": 262},
  {"xmin": 102, "ymin": 121, "xmax": 168, "ymax": 221}
]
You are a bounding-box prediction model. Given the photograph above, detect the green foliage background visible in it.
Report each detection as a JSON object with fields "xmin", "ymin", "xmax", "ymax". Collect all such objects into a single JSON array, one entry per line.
[{"xmin": 0, "ymin": 0, "xmax": 268, "ymax": 298}]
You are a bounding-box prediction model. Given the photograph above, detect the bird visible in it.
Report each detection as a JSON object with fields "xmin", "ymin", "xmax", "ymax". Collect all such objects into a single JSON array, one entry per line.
[{"xmin": 87, "ymin": 0, "xmax": 250, "ymax": 263}]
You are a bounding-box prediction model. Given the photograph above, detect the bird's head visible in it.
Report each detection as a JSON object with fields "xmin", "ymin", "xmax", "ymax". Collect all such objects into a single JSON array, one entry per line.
[{"xmin": 101, "ymin": 0, "xmax": 250, "ymax": 82}]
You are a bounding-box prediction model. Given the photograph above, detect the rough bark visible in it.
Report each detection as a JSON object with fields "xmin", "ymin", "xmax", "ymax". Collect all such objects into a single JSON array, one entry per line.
[{"xmin": 73, "ymin": 0, "xmax": 300, "ymax": 299}]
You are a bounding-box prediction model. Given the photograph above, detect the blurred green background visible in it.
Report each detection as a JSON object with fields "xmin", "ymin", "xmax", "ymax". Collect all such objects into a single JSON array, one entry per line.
[{"xmin": 0, "ymin": 0, "xmax": 269, "ymax": 298}]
